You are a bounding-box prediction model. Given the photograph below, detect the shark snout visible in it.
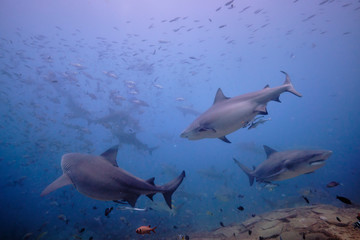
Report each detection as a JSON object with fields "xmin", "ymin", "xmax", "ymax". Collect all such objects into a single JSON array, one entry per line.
[
  {"xmin": 320, "ymin": 150, "xmax": 333, "ymax": 160},
  {"xmin": 180, "ymin": 131, "xmax": 188, "ymax": 138},
  {"xmin": 309, "ymin": 150, "xmax": 332, "ymax": 166}
]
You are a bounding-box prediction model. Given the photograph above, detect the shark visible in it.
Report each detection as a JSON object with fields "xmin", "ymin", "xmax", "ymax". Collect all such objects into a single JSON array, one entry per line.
[
  {"xmin": 233, "ymin": 145, "xmax": 332, "ymax": 186},
  {"xmin": 41, "ymin": 146, "xmax": 185, "ymax": 208},
  {"xmin": 180, "ymin": 71, "xmax": 301, "ymax": 143}
]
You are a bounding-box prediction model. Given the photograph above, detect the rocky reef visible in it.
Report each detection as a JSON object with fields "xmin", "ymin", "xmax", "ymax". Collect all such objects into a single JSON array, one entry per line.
[{"xmin": 190, "ymin": 204, "xmax": 360, "ymax": 240}]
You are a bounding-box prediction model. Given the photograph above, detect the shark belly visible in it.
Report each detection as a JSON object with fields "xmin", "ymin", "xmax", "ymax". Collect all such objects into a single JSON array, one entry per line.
[
  {"xmin": 264, "ymin": 170, "xmax": 303, "ymax": 182},
  {"xmin": 204, "ymin": 100, "xmax": 259, "ymax": 138},
  {"xmin": 66, "ymin": 160, "xmax": 156, "ymax": 201}
]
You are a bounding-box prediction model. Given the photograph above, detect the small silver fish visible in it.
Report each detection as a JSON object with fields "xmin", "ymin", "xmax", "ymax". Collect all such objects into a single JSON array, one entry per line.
[
  {"xmin": 117, "ymin": 206, "xmax": 147, "ymax": 212},
  {"xmin": 248, "ymin": 116, "xmax": 271, "ymax": 129}
]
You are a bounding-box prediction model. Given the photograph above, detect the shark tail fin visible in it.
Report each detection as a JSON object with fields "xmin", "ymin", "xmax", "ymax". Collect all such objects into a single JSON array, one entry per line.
[
  {"xmin": 281, "ymin": 71, "xmax": 302, "ymax": 97},
  {"xmin": 233, "ymin": 158, "xmax": 255, "ymax": 186},
  {"xmin": 161, "ymin": 171, "xmax": 186, "ymax": 209}
]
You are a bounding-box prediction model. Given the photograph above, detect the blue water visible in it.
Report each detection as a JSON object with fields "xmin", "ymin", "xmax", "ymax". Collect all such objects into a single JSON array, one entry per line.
[{"xmin": 1, "ymin": 0, "xmax": 360, "ymax": 239}]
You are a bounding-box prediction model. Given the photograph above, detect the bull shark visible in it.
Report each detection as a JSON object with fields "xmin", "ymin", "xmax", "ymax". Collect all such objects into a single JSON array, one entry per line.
[
  {"xmin": 41, "ymin": 146, "xmax": 185, "ymax": 208},
  {"xmin": 180, "ymin": 71, "xmax": 301, "ymax": 143},
  {"xmin": 233, "ymin": 145, "xmax": 332, "ymax": 186}
]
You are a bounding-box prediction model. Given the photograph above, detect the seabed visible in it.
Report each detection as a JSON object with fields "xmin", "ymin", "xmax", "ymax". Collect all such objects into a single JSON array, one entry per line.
[{"xmin": 190, "ymin": 204, "xmax": 360, "ymax": 240}]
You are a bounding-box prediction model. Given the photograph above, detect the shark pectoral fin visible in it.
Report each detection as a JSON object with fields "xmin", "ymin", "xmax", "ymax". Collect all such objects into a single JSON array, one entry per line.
[
  {"xmin": 218, "ymin": 136, "xmax": 231, "ymax": 143},
  {"xmin": 40, "ymin": 174, "xmax": 72, "ymax": 197},
  {"xmin": 100, "ymin": 145, "xmax": 119, "ymax": 167},
  {"xmin": 146, "ymin": 193, "xmax": 156, "ymax": 201},
  {"xmin": 273, "ymin": 96, "xmax": 281, "ymax": 103},
  {"xmin": 255, "ymin": 105, "xmax": 268, "ymax": 115},
  {"xmin": 125, "ymin": 194, "xmax": 140, "ymax": 207}
]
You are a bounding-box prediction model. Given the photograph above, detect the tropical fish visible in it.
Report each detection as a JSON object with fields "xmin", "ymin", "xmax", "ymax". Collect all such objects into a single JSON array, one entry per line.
[
  {"xmin": 41, "ymin": 146, "xmax": 185, "ymax": 208},
  {"xmin": 117, "ymin": 206, "xmax": 147, "ymax": 212},
  {"xmin": 234, "ymin": 145, "xmax": 332, "ymax": 185},
  {"xmin": 247, "ymin": 116, "xmax": 271, "ymax": 129},
  {"xmin": 302, "ymin": 196, "xmax": 310, "ymax": 204},
  {"xmin": 105, "ymin": 207, "xmax": 113, "ymax": 216},
  {"xmin": 326, "ymin": 181, "xmax": 340, "ymax": 188},
  {"xmin": 180, "ymin": 71, "xmax": 301, "ymax": 143},
  {"xmin": 336, "ymin": 195, "xmax": 352, "ymax": 205},
  {"xmin": 135, "ymin": 225, "xmax": 157, "ymax": 234}
]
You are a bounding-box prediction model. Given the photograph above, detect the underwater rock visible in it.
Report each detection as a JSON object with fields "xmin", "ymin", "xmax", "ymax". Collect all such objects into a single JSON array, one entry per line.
[{"xmin": 190, "ymin": 204, "xmax": 360, "ymax": 240}]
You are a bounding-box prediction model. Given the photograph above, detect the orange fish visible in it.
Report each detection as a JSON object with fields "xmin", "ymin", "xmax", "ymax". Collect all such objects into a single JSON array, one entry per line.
[{"xmin": 135, "ymin": 225, "xmax": 157, "ymax": 234}]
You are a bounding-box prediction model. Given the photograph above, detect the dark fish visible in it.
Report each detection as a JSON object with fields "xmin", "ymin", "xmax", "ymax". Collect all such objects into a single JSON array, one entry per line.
[
  {"xmin": 237, "ymin": 206, "xmax": 244, "ymax": 211},
  {"xmin": 89, "ymin": 237, "xmax": 93, "ymax": 240},
  {"xmin": 302, "ymin": 196, "xmax": 310, "ymax": 204},
  {"xmin": 238, "ymin": 194, "xmax": 244, "ymax": 198},
  {"xmin": 79, "ymin": 228, "xmax": 85, "ymax": 233},
  {"xmin": 173, "ymin": 225, "xmax": 178, "ymax": 229},
  {"xmin": 220, "ymin": 222, "xmax": 225, "ymax": 227},
  {"xmin": 259, "ymin": 237, "xmax": 264, "ymax": 240},
  {"xmin": 302, "ymin": 232, "xmax": 306, "ymax": 239},
  {"xmin": 336, "ymin": 217, "xmax": 341, "ymax": 222},
  {"xmin": 225, "ymin": 0, "xmax": 234, "ymax": 6},
  {"xmin": 105, "ymin": 207, "xmax": 113, "ymax": 216},
  {"xmin": 248, "ymin": 230, "xmax": 252, "ymax": 235},
  {"xmin": 92, "ymin": 206, "xmax": 97, "ymax": 210},
  {"xmin": 336, "ymin": 195, "xmax": 352, "ymax": 205},
  {"xmin": 252, "ymin": 214, "xmax": 256, "ymax": 217},
  {"xmin": 326, "ymin": 181, "xmax": 340, "ymax": 188},
  {"xmin": 169, "ymin": 17, "xmax": 180, "ymax": 22}
]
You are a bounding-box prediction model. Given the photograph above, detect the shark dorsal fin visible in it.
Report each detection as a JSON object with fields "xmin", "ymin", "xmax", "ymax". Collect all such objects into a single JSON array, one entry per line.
[
  {"xmin": 264, "ymin": 84, "xmax": 270, "ymax": 89},
  {"xmin": 213, "ymin": 88, "xmax": 229, "ymax": 104},
  {"xmin": 146, "ymin": 177, "xmax": 155, "ymax": 186},
  {"xmin": 263, "ymin": 145, "xmax": 277, "ymax": 158},
  {"xmin": 101, "ymin": 145, "xmax": 119, "ymax": 167}
]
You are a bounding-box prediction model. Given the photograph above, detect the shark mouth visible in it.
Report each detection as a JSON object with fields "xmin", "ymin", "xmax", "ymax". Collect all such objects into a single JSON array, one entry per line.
[
  {"xmin": 309, "ymin": 150, "xmax": 332, "ymax": 166},
  {"xmin": 309, "ymin": 160, "xmax": 326, "ymax": 166}
]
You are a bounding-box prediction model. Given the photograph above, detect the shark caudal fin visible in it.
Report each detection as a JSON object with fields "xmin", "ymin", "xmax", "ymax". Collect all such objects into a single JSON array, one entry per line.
[
  {"xmin": 161, "ymin": 171, "xmax": 185, "ymax": 209},
  {"xmin": 281, "ymin": 71, "xmax": 302, "ymax": 97},
  {"xmin": 233, "ymin": 158, "xmax": 255, "ymax": 186}
]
